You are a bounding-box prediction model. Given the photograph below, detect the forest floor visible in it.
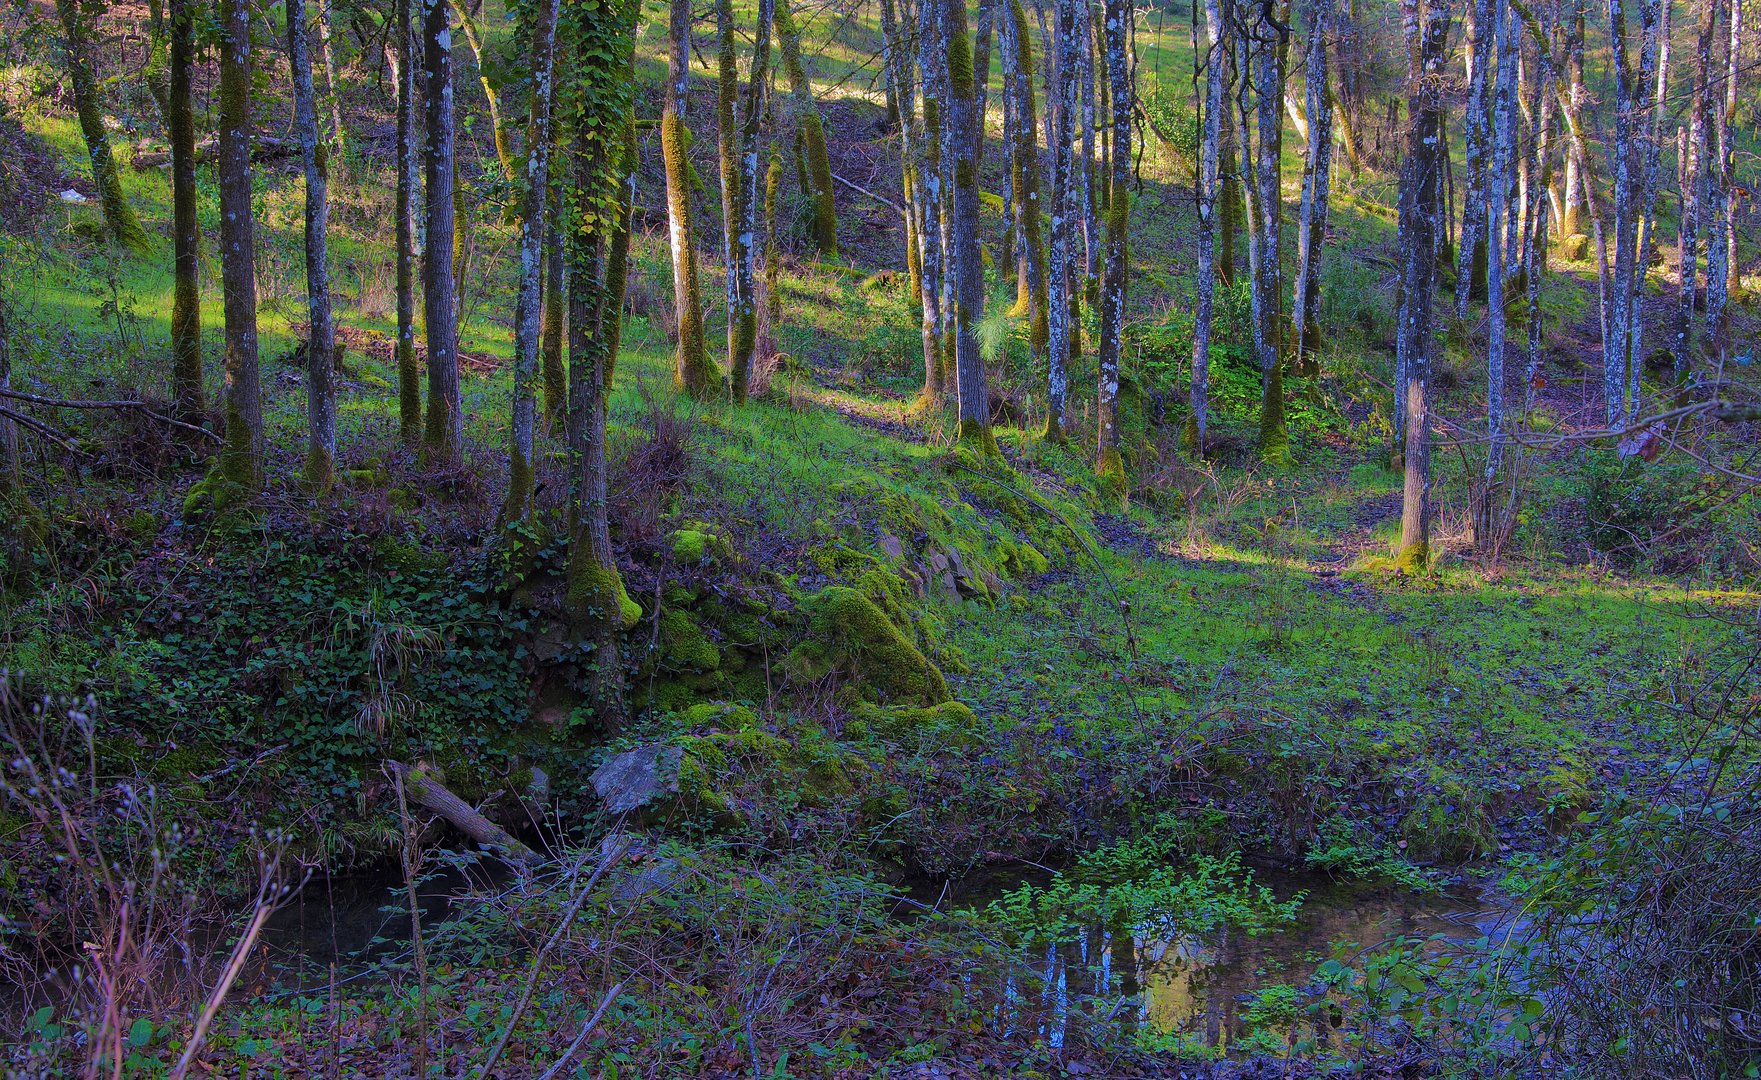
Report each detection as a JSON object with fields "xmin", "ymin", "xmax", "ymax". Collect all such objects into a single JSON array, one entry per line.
[{"xmin": 3, "ymin": 7, "xmax": 1761, "ymax": 1075}]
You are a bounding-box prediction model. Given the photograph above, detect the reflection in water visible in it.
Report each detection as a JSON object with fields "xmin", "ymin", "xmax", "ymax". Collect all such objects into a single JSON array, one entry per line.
[{"xmin": 1013, "ymin": 878, "xmax": 1516, "ymax": 1052}]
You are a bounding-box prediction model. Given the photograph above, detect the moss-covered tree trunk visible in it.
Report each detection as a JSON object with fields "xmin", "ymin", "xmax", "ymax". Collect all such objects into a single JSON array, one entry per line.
[
  {"xmin": 1095, "ymin": 0, "xmax": 1131, "ymax": 491},
  {"xmin": 1, "ymin": 290, "xmax": 18, "ymax": 497},
  {"xmin": 290, "ymin": 0, "xmax": 337, "ymax": 490},
  {"xmin": 1008, "ymin": 0, "xmax": 1051, "ymax": 436},
  {"xmin": 217, "ymin": 0, "xmax": 262, "ymax": 492},
  {"xmin": 504, "ymin": 0, "xmax": 563, "ymax": 526},
  {"xmin": 422, "ymin": 0, "xmax": 462, "ymax": 463},
  {"xmin": 1395, "ymin": 0, "xmax": 1450, "ymax": 572},
  {"xmin": 1078, "ymin": 2, "xmax": 1098, "ymax": 318},
  {"xmin": 764, "ymin": 140, "xmax": 783, "ymax": 328},
  {"xmin": 730, "ymin": 0, "xmax": 777, "ymax": 403},
  {"xmin": 395, "ymin": 0, "xmax": 421, "ymax": 446},
  {"xmin": 774, "ymin": 1, "xmax": 838, "ymax": 256},
  {"xmin": 448, "ymin": 0, "xmax": 517, "ymax": 185},
  {"xmin": 541, "ymin": 178, "xmax": 568, "ymax": 431},
  {"xmin": 55, "ymin": 0, "xmax": 151, "ymax": 254},
  {"xmin": 1218, "ymin": 77, "xmax": 1240, "ymax": 287},
  {"xmin": 169, "ymin": 0, "xmax": 202, "ymax": 419},
  {"xmin": 947, "ymin": 0, "xmax": 995, "ymax": 453},
  {"xmin": 879, "ymin": 0, "xmax": 923, "ymax": 306},
  {"xmin": 912, "ymin": 0, "xmax": 948, "ymax": 409},
  {"xmin": 663, "ymin": 0, "xmax": 718, "ymax": 398}
]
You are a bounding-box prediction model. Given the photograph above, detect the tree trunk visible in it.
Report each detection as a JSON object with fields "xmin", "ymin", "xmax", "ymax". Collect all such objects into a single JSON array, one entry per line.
[
  {"xmin": 947, "ymin": 0, "xmax": 993, "ymax": 451},
  {"xmin": 1008, "ymin": 0, "xmax": 1052, "ymax": 432},
  {"xmin": 447, "ymin": 0, "xmax": 517, "ymax": 186},
  {"xmin": 1629, "ymin": 0, "xmax": 1668, "ymax": 409},
  {"xmin": 169, "ymin": 0, "xmax": 202, "ymax": 419},
  {"xmin": 1292, "ymin": 0, "xmax": 1334, "ymax": 377},
  {"xmin": 1521, "ymin": 22, "xmax": 1554, "ymax": 411},
  {"xmin": 1096, "ymin": 0, "xmax": 1130, "ymax": 489},
  {"xmin": 1705, "ymin": 0, "xmax": 1740, "ymax": 362},
  {"xmin": 880, "ymin": 0, "xmax": 924, "ymax": 307},
  {"xmin": 1046, "ymin": 0, "xmax": 1080, "ymax": 442},
  {"xmin": 542, "ymin": 169, "xmax": 568, "ymax": 431},
  {"xmin": 717, "ymin": 0, "xmax": 739, "ymax": 376},
  {"xmin": 1250, "ymin": 0, "xmax": 1290, "ymax": 460},
  {"xmin": 318, "ymin": 0, "xmax": 347, "ymax": 158},
  {"xmin": 730, "ymin": 0, "xmax": 777, "ymax": 404},
  {"xmin": 503, "ymin": 0, "xmax": 562, "ymax": 525},
  {"xmin": 290, "ymin": 0, "xmax": 337, "ymax": 491},
  {"xmin": 914, "ymin": 0, "xmax": 949, "ymax": 408},
  {"xmin": 1604, "ymin": 0, "xmax": 1660, "ymax": 425},
  {"xmin": 1559, "ymin": 0, "xmax": 1588, "ymax": 247},
  {"xmin": 1483, "ymin": 0, "xmax": 1516, "ymax": 487},
  {"xmin": 217, "ymin": 0, "xmax": 262, "ymax": 494},
  {"xmin": 422, "ymin": 0, "xmax": 462, "ymax": 462},
  {"xmin": 395, "ymin": 0, "xmax": 421, "ymax": 446},
  {"xmin": 1676, "ymin": 0, "xmax": 1715, "ymax": 376},
  {"xmin": 1456, "ymin": 0, "xmax": 1495, "ymax": 317},
  {"xmin": 55, "ymin": 0, "xmax": 151, "ymax": 254},
  {"xmin": 664, "ymin": 0, "xmax": 718, "ymax": 397},
  {"xmin": 775, "ymin": 2, "xmax": 839, "ymax": 256},
  {"xmin": 1396, "ymin": 0, "xmax": 1450, "ymax": 572},
  {"xmin": 1190, "ymin": 0, "xmax": 1227, "ymax": 452},
  {"xmin": 1079, "ymin": 1, "xmax": 1099, "ymax": 316}
]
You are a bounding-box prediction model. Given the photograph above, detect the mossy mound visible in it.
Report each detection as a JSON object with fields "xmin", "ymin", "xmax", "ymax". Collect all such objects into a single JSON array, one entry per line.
[
  {"xmin": 675, "ymin": 716, "xmax": 855, "ymax": 817},
  {"xmin": 846, "ymin": 700, "xmax": 979, "ymax": 747},
  {"xmin": 669, "ymin": 526, "xmax": 731, "ymax": 566},
  {"xmin": 786, "ymin": 586, "xmax": 950, "ymax": 706},
  {"xmin": 1398, "ymin": 781, "xmax": 1498, "ymax": 861}
]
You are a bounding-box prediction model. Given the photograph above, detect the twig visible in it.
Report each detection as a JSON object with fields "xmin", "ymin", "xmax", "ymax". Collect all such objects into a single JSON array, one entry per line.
[
  {"xmin": 831, "ymin": 172, "xmax": 902, "ymax": 213},
  {"xmin": 0, "ymin": 388, "xmax": 221, "ymax": 443},
  {"xmin": 535, "ymin": 983, "xmax": 624, "ymax": 1080},
  {"xmin": 0, "ymin": 405, "xmax": 86, "ymax": 454}
]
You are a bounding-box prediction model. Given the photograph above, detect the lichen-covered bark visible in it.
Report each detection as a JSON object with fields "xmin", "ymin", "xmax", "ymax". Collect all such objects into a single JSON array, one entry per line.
[
  {"xmin": 1675, "ymin": 0, "xmax": 1715, "ymax": 376},
  {"xmin": 663, "ymin": 0, "xmax": 718, "ymax": 398},
  {"xmin": 1704, "ymin": 0, "xmax": 1740, "ymax": 363},
  {"xmin": 1484, "ymin": 0, "xmax": 1516, "ymax": 480},
  {"xmin": 1604, "ymin": 0, "xmax": 1661, "ymax": 425},
  {"xmin": 947, "ymin": 0, "xmax": 995, "ymax": 455},
  {"xmin": 422, "ymin": 0, "xmax": 462, "ymax": 462},
  {"xmin": 775, "ymin": 2, "xmax": 838, "ymax": 256},
  {"xmin": 1248, "ymin": 0, "xmax": 1290, "ymax": 460},
  {"xmin": 395, "ymin": 0, "xmax": 421, "ymax": 446},
  {"xmin": 217, "ymin": 0, "xmax": 261, "ymax": 491},
  {"xmin": 1190, "ymin": 0, "xmax": 1226, "ymax": 452},
  {"xmin": 1395, "ymin": 0, "xmax": 1451, "ymax": 572},
  {"xmin": 1455, "ymin": 0, "xmax": 1495, "ymax": 317},
  {"xmin": 1045, "ymin": 0, "xmax": 1079, "ymax": 442},
  {"xmin": 289, "ymin": 0, "xmax": 337, "ymax": 491},
  {"xmin": 169, "ymin": 0, "xmax": 202, "ymax": 418},
  {"xmin": 1096, "ymin": 0, "xmax": 1130, "ymax": 488},
  {"xmin": 1292, "ymin": 0, "xmax": 1334, "ymax": 377},
  {"xmin": 729, "ymin": 0, "xmax": 776, "ymax": 404},
  {"xmin": 54, "ymin": 0, "xmax": 151, "ymax": 255},
  {"xmin": 503, "ymin": 0, "xmax": 563, "ymax": 526}
]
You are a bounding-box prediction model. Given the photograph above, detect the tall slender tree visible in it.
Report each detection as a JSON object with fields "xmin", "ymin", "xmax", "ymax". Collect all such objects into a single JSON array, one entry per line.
[
  {"xmin": 1395, "ymin": 0, "xmax": 1452, "ymax": 571},
  {"xmin": 1484, "ymin": 0, "xmax": 1516, "ymax": 480},
  {"xmin": 1190, "ymin": 0, "xmax": 1227, "ymax": 451},
  {"xmin": 1676, "ymin": 0, "xmax": 1716, "ymax": 377},
  {"xmin": 1008, "ymin": 0, "xmax": 1051, "ymax": 423},
  {"xmin": 290, "ymin": 0, "xmax": 337, "ymax": 490},
  {"xmin": 1248, "ymin": 0, "xmax": 1290, "ymax": 459},
  {"xmin": 395, "ymin": 0, "xmax": 421, "ymax": 446},
  {"xmin": 775, "ymin": 1, "xmax": 839, "ymax": 256},
  {"xmin": 217, "ymin": 0, "xmax": 262, "ymax": 493},
  {"xmin": 448, "ymin": 0, "xmax": 518, "ymax": 184},
  {"xmin": 913, "ymin": 0, "xmax": 950, "ymax": 408},
  {"xmin": 1705, "ymin": 0, "xmax": 1740, "ymax": 362},
  {"xmin": 663, "ymin": 0, "xmax": 717, "ymax": 397},
  {"xmin": 1456, "ymin": 0, "xmax": 1495, "ymax": 315},
  {"xmin": 169, "ymin": 0, "xmax": 202, "ymax": 418},
  {"xmin": 947, "ymin": 0, "xmax": 995, "ymax": 451},
  {"xmin": 504, "ymin": 0, "xmax": 564, "ymax": 525},
  {"xmin": 54, "ymin": 0, "xmax": 151, "ymax": 254},
  {"xmin": 1096, "ymin": 0, "xmax": 1131, "ymax": 487},
  {"xmin": 1046, "ymin": 0, "xmax": 1081, "ymax": 442},
  {"xmin": 1603, "ymin": 0, "xmax": 1661, "ymax": 424},
  {"xmin": 1292, "ymin": 0, "xmax": 1335, "ymax": 376},
  {"xmin": 730, "ymin": 0, "xmax": 777, "ymax": 403},
  {"xmin": 422, "ymin": 0, "xmax": 462, "ymax": 461}
]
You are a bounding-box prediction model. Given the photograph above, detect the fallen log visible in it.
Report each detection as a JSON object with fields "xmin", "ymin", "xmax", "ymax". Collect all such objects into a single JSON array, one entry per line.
[{"xmin": 383, "ymin": 760, "xmax": 545, "ymax": 870}]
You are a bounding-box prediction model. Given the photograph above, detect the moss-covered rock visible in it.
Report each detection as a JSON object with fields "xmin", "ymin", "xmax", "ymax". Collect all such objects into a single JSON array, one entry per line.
[
  {"xmin": 786, "ymin": 586, "xmax": 950, "ymax": 706},
  {"xmin": 669, "ymin": 526, "xmax": 730, "ymax": 565},
  {"xmin": 846, "ymin": 700, "xmax": 979, "ymax": 747},
  {"xmin": 660, "ymin": 608, "xmax": 720, "ymax": 672},
  {"xmin": 1398, "ymin": 781, "xmax": 1498, "ymax": 861}
]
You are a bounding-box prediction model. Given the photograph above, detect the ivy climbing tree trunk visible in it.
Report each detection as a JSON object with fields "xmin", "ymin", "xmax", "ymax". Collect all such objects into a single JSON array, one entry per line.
[
  {"xmin": 169, "ymin": 0, "xmax": 202, "ymax": 419},
  {"xmin": 1190, "ymin": 0, "xmax": 1226, "ymax": 452},
  {"xmin": 503, "ymin": 0, "xmax": 562, "ymax": 526},
  {"xmin": 1395, "ymin": 0, "xmax": 1450, "ymax": 572},
  {"xmin": 729, "ymin": 0, "xmax": 776, "ymax": 404},
  {"xmin": 55, "ymin": 0, "xmax": 151, "ymax": 254},
  {"xmin": 775, "ymin": 1, "xmax": 839, "ymax": 256},
  {"xmin": 947, "ymin": 0, "xmax": 994, "ymax": 453},
  {"xmin": 217, "ymin": 0, "xmax": 262, "ymax": 493},
  {"xmin": 395, "ymin": 0, "xmax": 421, "ymax": 446},
  {"xmin": 664, "ymin": 0, "xmax": 717, "ymax": 397},
  {"xmin": 1292, "ymin": 0, "xmax": 1334, "ymax": 377},
  {"xmin": 290, "ymin": 0, "xmax": 337, "ymax": 491},
  {"xmin": 1096, "ymin": 0, "xmax": 1131, "ymax": 490},
  {"xmin": 422, "ymin": 0, "xmax": 462, "ymax": 462}
]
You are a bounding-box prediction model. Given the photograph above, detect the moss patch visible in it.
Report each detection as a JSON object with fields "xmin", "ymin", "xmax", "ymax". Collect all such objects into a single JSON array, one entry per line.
[{"xmin": 786, "ymin": 586, "xmax": 950, "ymax": 706}]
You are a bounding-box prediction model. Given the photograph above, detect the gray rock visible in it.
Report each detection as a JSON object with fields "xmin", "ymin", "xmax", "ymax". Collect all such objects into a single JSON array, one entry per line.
[{"xmin": 590, "ymin": 745, "xmax": 682, "ymax": 817}]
